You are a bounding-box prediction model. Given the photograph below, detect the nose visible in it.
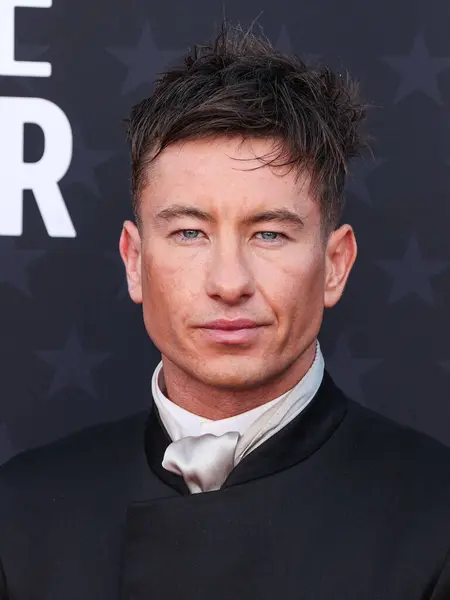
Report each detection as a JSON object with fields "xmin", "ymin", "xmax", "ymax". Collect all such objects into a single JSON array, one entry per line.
[{"xmin": 205, "ymin": 242, "xmax": 255, "ymax": 305}]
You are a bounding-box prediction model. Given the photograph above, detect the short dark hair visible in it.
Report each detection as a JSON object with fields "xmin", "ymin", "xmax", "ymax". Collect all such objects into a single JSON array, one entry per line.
[{"xmin": 126, "ymin": 23, "xmax": 369, "ymax": 233}]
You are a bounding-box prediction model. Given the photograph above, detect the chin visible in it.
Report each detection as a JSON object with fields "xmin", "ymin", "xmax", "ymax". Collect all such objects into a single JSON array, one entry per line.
[{"xmin": 191, "ymin": 355, "xmax": 274, "ymax": 390}]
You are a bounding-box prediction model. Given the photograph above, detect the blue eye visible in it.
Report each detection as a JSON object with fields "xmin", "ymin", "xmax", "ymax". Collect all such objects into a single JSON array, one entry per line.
[
  {"xmin": 257, "ymin": 232, "xmax": 284, "ymax": 242},
  {"xmin": 172, "ymin": 230, "xmax": 286, "ymax": 244},
  {"xmin": 181, "ymin": 230, "xmax": 200, "ymax": 239},
  {"xmin": 172, "ymin": 229, "xmax": 203, "ymax": 243}
]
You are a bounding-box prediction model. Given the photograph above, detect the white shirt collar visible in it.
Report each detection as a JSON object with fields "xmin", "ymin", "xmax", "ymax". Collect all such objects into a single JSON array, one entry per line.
[{"xmin": 152, "ymin": 341, "xmax": 325, "ymax": 443}]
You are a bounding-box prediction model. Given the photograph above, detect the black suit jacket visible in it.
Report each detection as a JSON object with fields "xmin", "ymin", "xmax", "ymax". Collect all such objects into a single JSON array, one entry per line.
[{"xmin": 1, "ymin": 372, "xmax": 450, "ymax": 599}]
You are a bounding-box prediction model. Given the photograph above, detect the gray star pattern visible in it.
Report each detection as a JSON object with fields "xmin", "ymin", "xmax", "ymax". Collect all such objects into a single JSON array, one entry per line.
[
  {"xmin": 440, "ymin": 360, "xmax": 450, "ymax": 372},
  {"xmin": 38, "ymin": 329, "xmax": 109, "ymax": 397},
  {"xmin": 326, "ymin": 335, "xmax": 381, "ymax": 404},
  {"xmin": 62, "ymin": 126, "xmax": 115, "ymax": 197},
  {"xmin": 0, "ymin": 239, "xmax": 44, "ymax": 296},
  {"xmin": 108, "ymin": 21, "xmax": 181, "ymax": 95},
  {"xmin": 275, "ymin": 24, "xmax": 292, "ymax": 54},
  {"xmin": 382, "ymin": 32, "xmax": 450, "ymax": 105},
  {"xmin": 375, "ymin": 236, "xmax": 448, "ymax": 305},
  {"xmin": 275, "ymin": 25, "xmax": 320, "ymax": 65},
  {"xmin": 345, "ymin": 157, "xmax": 386, "ymax": 205}
]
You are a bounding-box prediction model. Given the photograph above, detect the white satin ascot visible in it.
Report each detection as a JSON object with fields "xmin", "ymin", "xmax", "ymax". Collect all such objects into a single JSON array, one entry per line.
[{"xmin": 151, "ymin": 342, "xmax": 325, "ymax": 494}]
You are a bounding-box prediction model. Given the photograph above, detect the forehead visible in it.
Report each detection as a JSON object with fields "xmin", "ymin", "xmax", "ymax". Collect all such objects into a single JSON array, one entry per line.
[{"xmin": 142, "ymin": 137, "xmax": 315, "ymax": 215}]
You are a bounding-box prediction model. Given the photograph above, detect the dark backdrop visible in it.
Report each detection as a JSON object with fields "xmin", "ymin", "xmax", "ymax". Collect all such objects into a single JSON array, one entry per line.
[{"xmin": 1, "ymin": 0, "xmax": 450, "ymax": 465}]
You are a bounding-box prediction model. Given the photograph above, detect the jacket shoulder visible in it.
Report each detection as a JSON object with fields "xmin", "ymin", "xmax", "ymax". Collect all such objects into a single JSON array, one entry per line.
[
  {"xmin": 0, "ymin": 411, "xmax": 149, "ymax": 491},
  {"xmin": 342, "ymin": 397, "xmax": 450, "ymax": 486}
]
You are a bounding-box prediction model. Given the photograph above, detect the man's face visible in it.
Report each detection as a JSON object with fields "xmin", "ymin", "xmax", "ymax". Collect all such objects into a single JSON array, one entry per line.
[{"xmin": 121, "ymin": 137, "xmax": 356, "ymax": 390}]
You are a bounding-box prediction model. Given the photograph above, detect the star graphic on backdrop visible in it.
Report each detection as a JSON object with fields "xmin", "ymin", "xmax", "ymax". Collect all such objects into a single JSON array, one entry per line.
[
  {"xmin": 345, "ymin": 157, "xmax": 386, "ymax": 205},
  {"xmin": 0, "ymin": 239, "xmax": 44, "ymax": 296},
  {"xmin": 108, "ymin": 21, "xmax": 181, "ymax": 95},
  {"xmin": 37, "ymin": 329, "xmax": 109, "ymax": 397},
  {"xmin": 375, "ymin": 236, "xmax": 448, "ymax": 305},
  {"xmin": 276, "ymin": 24, "xmax": 294, "ymax": 55},
  {"xmin": 326, "ymin": 335, "xmax": 381, "ymax": 404},
  {"xmin": 440, "ymin": 359, "xmax": 450, "ymax": 372},
  {"xmin": 0, "ymin": 422, "xmax": 14, "ymax": 466},
  {"xmin": 275, "ymin": 24, "xmax": 320, "ymax": 65},
  {"xmin": 62, "ymin": 126, "xmax": 115, "ymax": 197},
  {"xmin": 382, "ymin": 32, "xmax": 450, "ymax": 105},
  {"xmin": 105, "ymin": 251, "xmax": 128, "ymax": 300}
]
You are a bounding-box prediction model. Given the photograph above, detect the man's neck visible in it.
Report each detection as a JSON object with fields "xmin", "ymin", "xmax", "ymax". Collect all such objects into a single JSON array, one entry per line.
[{"xmin": 159, "ymin": 343, "xmax": 317, "ymax": 420}]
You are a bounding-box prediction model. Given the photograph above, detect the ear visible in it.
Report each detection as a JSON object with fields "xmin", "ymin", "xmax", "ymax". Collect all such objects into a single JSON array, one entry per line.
[
  {"xmin": 119, "ymin": 220, "xmax": 143, "ymax": 304},
  {"xmin": 323, "ymin": 224, "xmax": 357, "ymax": 308}
]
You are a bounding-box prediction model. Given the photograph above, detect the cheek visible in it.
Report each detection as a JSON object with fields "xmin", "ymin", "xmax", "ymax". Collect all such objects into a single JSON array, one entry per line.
[
  {"xmin": 257, "ymin": 246, "xmax": 325, "ymax": 313},
  {"xmin": 140, "ymin": 245, "xmax": 200, "ymax": 317}
]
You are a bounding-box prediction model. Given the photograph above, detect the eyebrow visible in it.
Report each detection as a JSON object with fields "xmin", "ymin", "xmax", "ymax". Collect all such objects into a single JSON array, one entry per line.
[
  {"xmin": 155, "ymin": 204, "xmax": 214, "ymax": 223},
  {"xmin": 155, "ymin": 204, "xmax": 304, "ymax": 229},
  {"xmin": 244, "ymin": 208, "xmax": 304, "ymax": 229}
]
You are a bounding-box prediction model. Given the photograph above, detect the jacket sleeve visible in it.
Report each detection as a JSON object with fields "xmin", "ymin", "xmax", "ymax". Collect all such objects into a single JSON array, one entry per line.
[{"xmin": 430, "ymin": 548, "xmax": 450, "ymax": 600}]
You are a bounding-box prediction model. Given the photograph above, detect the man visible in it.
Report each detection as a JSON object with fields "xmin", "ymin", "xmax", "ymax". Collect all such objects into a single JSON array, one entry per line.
[{"xmin": 1, "ymin": 25, "xmax": 450, "ymax": 600}]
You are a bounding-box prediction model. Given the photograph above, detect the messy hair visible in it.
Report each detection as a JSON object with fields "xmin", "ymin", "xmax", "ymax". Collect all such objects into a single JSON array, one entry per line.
[{"xmin": 126, "ymin": 23, "xmax": 369, "ymax": 233}]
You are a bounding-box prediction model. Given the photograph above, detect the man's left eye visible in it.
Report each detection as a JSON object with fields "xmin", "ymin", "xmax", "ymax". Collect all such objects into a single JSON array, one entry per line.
[
  {"xmin": 256, "ymin": 232, "xmax": 284, "ymax": 241},
  {"xmin": 180, "ymin": 230, "xmax": 201, "ymax": 239}
]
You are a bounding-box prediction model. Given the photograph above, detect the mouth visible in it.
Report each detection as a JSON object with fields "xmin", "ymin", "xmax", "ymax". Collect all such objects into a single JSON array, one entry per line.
[{"xmin": 198, "ymin": 319, "xmax": 267, "ymax": 345}]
